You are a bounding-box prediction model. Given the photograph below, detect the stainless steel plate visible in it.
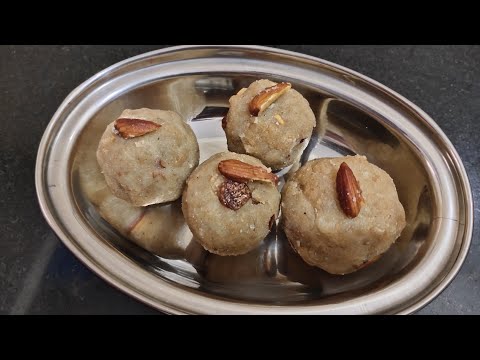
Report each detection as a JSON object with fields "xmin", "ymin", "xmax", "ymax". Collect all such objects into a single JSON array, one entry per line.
[{"xmin": 35, "ymin": 45, "xmax": 473, "ymax": 314}]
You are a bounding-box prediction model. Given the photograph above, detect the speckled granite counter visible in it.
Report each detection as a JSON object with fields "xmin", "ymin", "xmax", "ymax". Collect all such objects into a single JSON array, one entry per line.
[{"xmin": 1, "ymin": 45, "xmax": 478, "ymax": 314}]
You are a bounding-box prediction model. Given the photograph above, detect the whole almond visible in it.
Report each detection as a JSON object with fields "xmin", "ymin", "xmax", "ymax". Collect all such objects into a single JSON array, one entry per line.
[
  {"xmin": 336, "ymin": 162, "xmax": 364, "ymax": 218},
  {"xmin": 114, "ymin": 118, "xmax": 161, "ymax": 139},
  {"xmin": 249, "ymin": 82, "xmax": 291, "ymax": 116},
  {"xmin": 218, "ymin": 159, "xmax": 279, "ymax": 185}
]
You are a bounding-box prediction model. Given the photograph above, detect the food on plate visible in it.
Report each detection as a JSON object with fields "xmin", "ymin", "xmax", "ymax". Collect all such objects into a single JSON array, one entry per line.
[
  {"xmin": 281, "ymin": 155, "xmax": 406, "ymax": 275},
  {"xmin": 96, "ymin": 108, "xmax": 199, "ymax": 206},
  {"xmin": 77, "ymin": 143, "xmax": 190, "ymax": 258},
  {"xmin": 223, "ymin": 79, "xmax": 316, "ymax": 170},
  {"xmin": 182, "ymin": 152, "xmax": 281, "ymax": 256}
]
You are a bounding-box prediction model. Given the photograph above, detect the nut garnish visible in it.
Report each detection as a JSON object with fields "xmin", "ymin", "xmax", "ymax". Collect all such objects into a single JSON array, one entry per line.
[
  {"xmin": 274, "ymin": 114, "xmax": 285, "ymax": 125},
  {"xmin": 218, "ymin": 159, "xmax": 279, "ymax": 185},
  {"xmin": 114, "ymin": 118, "xmax": 161, "ymax": 139},
  {"xmin": 336, "ymin": 162, "xmax": 364, "ymax": 218},
  {"xmin": 218, "ymin": 179, "xmax": 251, "ymax": 211},
  {"xmin": 221, "ymin": 116, "xmax": 227, "ymax": 130},
  {"xmin": 249, "ymin": 82, "xmax": 291, "ymax": 116},
  {"xmin": 237, "ymin": 88, "xmax": 247, "ymax": 96}
]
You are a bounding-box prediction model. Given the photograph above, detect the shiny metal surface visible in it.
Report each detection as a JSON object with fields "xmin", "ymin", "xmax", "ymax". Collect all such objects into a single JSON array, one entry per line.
[{"xmin": 35, "ymin": 45, "xmax": 473, "ymax": 314}]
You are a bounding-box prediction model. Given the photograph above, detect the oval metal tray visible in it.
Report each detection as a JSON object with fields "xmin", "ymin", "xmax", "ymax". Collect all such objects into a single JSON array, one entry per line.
[{"xmin": 35, "ymin": 45, "xmax": 473, "ymax": 314}]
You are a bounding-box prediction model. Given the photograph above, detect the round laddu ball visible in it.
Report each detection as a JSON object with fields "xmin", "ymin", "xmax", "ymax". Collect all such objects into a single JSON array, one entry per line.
[
  {"xmin": 182, "ymin": 152, "xmax": 281, "ymax": 256},
  {"xmin": 96, "ymin": 108, "xmax": 199, "ymax": 207},
  {"xmin": 224, "ymin": 79, "xmax": 316, "ymax": 171},
  {"xmin": 281, "ymin": 155, "xmax": 406, "ymax": 275}
]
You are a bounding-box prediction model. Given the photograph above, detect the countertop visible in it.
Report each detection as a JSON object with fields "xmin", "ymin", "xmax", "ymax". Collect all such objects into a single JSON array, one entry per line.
[{"xmin": 1, "ymin": 45, "xmax": 478, "ymax": 314}]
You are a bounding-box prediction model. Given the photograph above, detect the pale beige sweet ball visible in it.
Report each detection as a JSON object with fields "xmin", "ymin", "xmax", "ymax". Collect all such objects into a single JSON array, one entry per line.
[
  {"xmin": 96, "ymin": 108, "xmax": 199, "ymax": 207},
  {"xmin": 224, "ymin": 79, "xmax": 316, "ymax": 171},
  {"xmin": 281, "ymin": 155, "xmax": 406, "ymax": 275},
  {"xmin": 182, "ymin": 152, "xmax": 281, "ymax": 256}
]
